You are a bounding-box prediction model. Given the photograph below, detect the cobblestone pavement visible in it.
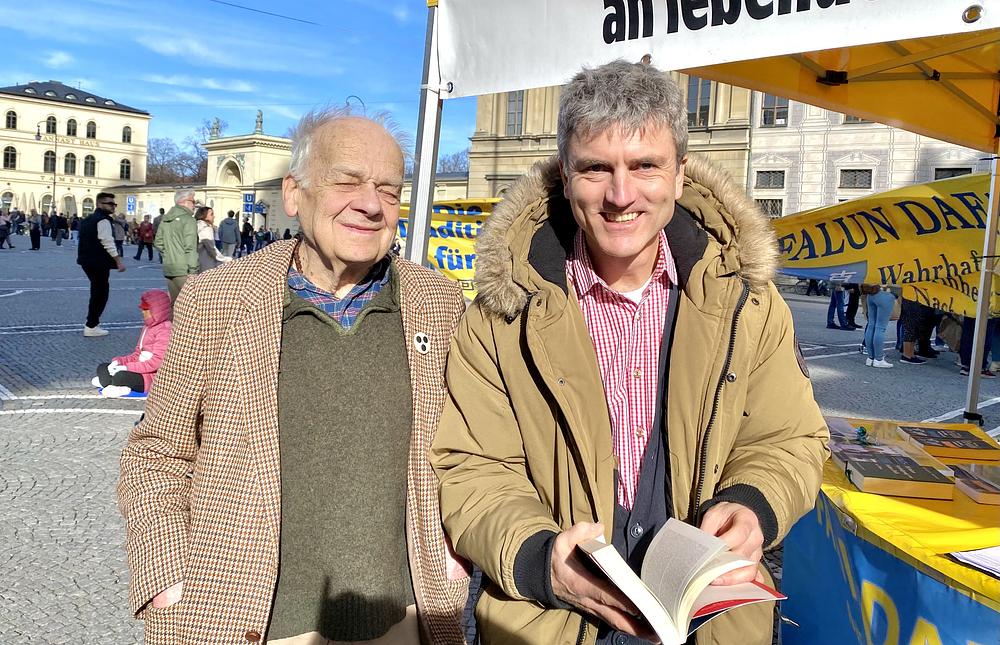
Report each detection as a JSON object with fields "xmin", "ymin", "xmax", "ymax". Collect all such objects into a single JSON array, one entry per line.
[{"xmin": 0, "ymin": 236, "xmax": 158, "ymax": 643}]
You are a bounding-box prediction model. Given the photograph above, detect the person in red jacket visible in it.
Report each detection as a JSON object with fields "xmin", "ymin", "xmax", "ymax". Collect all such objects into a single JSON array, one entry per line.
[
  {"xmin": 93, "ymin": 289, "xmax": 172, "ymax": 397},
  {"xmin": 133, "ymin": 215, "xmax": 156, "ymax": 261}
]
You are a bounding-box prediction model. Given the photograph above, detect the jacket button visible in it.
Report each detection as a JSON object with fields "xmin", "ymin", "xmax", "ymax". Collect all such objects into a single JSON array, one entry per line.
[
  {"xmin": 726, "ymin": 372, "xmax": 737, "ymax": 383},
  {"xmin": 557, "ymin": 378, "xmax": 566, "ymax": 386},
  {"xmin": 752, "ymin": 297, "xmax": 760, "ymax": 305},
  {"xmin": 630, "ymin": 523, "xmax": 644, "ymax": 538},
  {"xmin": 245, "ymin": 631, "xmax": 262, "ymax": 642}
]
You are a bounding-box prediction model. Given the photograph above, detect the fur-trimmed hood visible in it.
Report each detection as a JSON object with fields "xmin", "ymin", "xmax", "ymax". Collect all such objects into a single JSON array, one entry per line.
[{"xmin": 474, "ymin": 153, "xmax": 779, "ymax": 320}]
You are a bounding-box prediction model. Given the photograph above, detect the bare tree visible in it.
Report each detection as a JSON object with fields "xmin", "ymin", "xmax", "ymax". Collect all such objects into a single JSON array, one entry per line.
[
  {"xmin": 437, "ymin": 148, "xmax": 469, "ymax": 173},
  {"xmin": 145, "ymin": 138, "xmax": 186, "ymax": 184}
]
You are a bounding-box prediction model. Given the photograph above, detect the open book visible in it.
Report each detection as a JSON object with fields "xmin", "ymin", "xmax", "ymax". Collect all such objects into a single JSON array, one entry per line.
[{"xmin": 579, "ymin": 518, "xmax": 784, "ymax": 645}]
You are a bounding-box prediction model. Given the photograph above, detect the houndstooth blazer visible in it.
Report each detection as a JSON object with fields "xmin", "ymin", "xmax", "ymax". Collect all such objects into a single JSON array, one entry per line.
[{"xmin": 117, "ymin": 240, "xmax": 469, "ymax": 645}]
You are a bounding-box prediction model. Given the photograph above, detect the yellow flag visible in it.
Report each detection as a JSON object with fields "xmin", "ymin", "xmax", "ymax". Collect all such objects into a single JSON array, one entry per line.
[{"xmin": 773, "ymin": 174, "xmax": 993, "ymax": 316}]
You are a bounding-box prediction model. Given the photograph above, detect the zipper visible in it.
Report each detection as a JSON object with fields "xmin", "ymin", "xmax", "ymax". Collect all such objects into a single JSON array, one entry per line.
[
  {"xmin": 575, "ymin": 617, "xmax": 588, "ymax": 645},
  {"xmin": 692, "ymin": 279, "xmax": 750, "ymax": 521}
]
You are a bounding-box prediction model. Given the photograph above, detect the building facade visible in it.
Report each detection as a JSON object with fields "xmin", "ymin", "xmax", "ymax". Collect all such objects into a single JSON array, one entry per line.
[
  {"xmin": 0, "ymin": 80, "xmax": 149, "ymax": 216},
  {"xmin": 467, "ymin": 74, "xmax": 753, "ymax": 199},
  {"xmin": 747, "ymin": 94, "xmax": 990, "ymax": 219}
]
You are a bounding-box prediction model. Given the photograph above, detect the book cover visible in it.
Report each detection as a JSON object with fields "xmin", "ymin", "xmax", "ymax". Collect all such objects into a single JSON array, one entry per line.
[
  {"xmin": 896, "ymin": 425, "xmax": 1000, "ymax": 460},
  {"xmin": 830, "ymin": 440, "xmax": 954, "ymax": 499},
  {"xmin": 951, "ymin": 464, "xmax": 1000, "ymax": 504}
]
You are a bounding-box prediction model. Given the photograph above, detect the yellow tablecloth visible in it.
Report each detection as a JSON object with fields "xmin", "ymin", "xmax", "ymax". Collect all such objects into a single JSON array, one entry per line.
[{"xmin": 824, "ymin": 418, "xmax": 1000, "ymax": 609}]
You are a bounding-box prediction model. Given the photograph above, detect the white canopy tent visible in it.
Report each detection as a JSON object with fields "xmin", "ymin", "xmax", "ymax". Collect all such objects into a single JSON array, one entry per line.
[{"xmin": 406, "ymin": 0, "xmax": 1000, "ymax": 420}]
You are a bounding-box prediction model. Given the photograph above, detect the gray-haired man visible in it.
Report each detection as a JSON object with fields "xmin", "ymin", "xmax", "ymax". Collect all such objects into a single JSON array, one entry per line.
[
  {"xmin": 432, "ymin": 60, "xmax": 828, "ymax": 644},
  {"xmin": 154, "ymin": 189, "xmax": 199, "ymax": 302}
]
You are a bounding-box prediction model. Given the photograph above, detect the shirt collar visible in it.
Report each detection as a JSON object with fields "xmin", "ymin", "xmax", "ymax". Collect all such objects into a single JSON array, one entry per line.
[{"xmin": 568, "ymin": 229, "xmax": 675, "ymax": 299}]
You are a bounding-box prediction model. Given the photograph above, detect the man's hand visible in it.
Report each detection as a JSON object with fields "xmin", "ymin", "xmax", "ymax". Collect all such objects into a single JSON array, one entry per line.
[
  {"xmin": 150, "ymin": 581, "xmax": 183, "ymax": 609},
  {"xmin": 551, "ymin": 522, "xmax": 658, "ymax": 642},
  {"xmin": 115, "ymin": 257, "xmax": 126, "ymax": 273},
  {"xmin": 699, "ymin": 502, "xmax": 764, "ymax": 586}
]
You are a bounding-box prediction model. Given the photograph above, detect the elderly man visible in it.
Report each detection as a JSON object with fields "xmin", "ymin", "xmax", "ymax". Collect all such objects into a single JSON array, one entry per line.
[
  {"xmin": 431, "ymin": 60, "xmax": 829, "ymax": 645},
  {"xmin": 154, "ymin": 189, "xmax": 199, "ymax": 302},
  {"xmin": 118, "ymin": 110, "xmax": 468, "ymax": 645}
]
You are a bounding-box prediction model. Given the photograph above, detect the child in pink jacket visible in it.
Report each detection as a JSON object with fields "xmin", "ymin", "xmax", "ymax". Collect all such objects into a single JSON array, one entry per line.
[{"xmin": 93, "ymin": 289, "xmax": 172, "ymax": 397}]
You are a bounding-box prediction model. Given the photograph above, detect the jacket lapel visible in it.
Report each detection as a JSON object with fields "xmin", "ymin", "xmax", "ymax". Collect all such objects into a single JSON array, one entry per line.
[{"xmin": 226, "ymin": 242, "xmax": 294, "ymax": 546}]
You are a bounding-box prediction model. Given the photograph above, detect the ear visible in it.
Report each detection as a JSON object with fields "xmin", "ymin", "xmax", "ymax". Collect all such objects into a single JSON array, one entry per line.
[
  {"xmin": 559, "ymin": 159, "xmax": 570, "ymax": 200},
  {"xmin": 281, "ymin": 174, "xmax": 301, "ymax": 220},
  {"xmin": 674, "ymin": 156, "xmax": 687, "ymax": 200}
]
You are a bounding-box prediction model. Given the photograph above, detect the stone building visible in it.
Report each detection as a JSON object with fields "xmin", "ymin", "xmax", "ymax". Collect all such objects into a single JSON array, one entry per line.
[{"xmin": 0, "ymin": 80, "xmax": 149, "ymax": 215}]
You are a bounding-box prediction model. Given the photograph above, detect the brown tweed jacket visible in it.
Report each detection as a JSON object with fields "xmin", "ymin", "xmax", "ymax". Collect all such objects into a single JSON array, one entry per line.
[{"xmin": 118, "ymin": 240, "xmax": 469, "ymax": 645}]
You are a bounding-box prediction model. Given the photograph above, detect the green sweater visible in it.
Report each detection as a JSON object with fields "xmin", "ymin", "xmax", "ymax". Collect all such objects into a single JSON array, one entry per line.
[{"xmin": 267, "ymin": 270, "xmax": 415, "ymax": 641}]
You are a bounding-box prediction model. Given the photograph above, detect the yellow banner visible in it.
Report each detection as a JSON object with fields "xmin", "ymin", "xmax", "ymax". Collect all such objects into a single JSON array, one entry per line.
[
  {"xmin": 398, "ymin": 199, "xmax": 499, "ymax": 300},
  {"xmin": 773, "ymin": 174, "xmax": 995, "ymax": 316}
]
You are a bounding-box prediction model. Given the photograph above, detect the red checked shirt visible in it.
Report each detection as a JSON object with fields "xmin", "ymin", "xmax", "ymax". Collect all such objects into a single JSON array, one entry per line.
[{"xmin": 566, "ymin": 230, "xmax": 677, "ymax": 510}]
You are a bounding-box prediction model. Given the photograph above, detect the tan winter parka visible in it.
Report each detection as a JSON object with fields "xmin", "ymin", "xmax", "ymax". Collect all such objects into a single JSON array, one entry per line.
[{"xmin": 430, "ymin": 155, "xmax": 829, "ymax": 644}]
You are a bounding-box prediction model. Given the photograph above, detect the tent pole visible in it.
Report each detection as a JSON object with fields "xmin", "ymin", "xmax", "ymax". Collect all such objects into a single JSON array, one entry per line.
[
  {"xmin": 963, "ymin": 142, "xmax": 1000, "ymax": 424},
  {"xmin": 405, "ymin": 1, "xmax": 443, "ymax": 267}
]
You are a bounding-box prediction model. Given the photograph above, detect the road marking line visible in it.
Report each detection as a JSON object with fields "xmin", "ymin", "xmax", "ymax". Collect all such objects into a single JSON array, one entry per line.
[
  {"xmin": 0, "ymin": 321, "xmax": 142, "ymax": 331},
  {"xmin": 6, "ymin": 394, "xmax": 109, "ymax": 400},
  {"xmin": 0, "ymin": 383, "xmax": 15, "ymax": 401},
  {"xmin": 921, "ymin": 397, "xmax": 1000, "ymax": 423},
  {"xmin": 0, "ymin": 324, "xmax": 143, "ymax": 336},
  {"xmin": 0, "ymin": 408, "xmax": 142, "ymax": 416},
  {"xmin": 987, "ymin": 426, "xmax": 1000, "ymax": 439},
  {"xmin": 0, "ymin": 290, "xmax": 24, "ymax": 298},
  {"xmin": 804, "ymin": 351, "xmax": 863, "ymax": 361}
]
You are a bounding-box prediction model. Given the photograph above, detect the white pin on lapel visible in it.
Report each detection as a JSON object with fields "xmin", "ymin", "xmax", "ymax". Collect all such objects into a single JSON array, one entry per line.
[{"xmin": 413, "ymin": 332, "xmax": 430, "ymax": 355}]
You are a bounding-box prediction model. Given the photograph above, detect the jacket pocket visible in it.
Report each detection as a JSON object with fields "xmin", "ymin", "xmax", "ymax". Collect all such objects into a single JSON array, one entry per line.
[{"xmin": 143, "ymin": 603, "xmax": 180, "ymax": 645}]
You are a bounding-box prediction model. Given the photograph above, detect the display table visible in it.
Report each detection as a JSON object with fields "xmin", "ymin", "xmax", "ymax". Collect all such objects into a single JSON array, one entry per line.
[{"xmin": 781, "ymin": 419, "xmax": 1000, "ymax": 644}]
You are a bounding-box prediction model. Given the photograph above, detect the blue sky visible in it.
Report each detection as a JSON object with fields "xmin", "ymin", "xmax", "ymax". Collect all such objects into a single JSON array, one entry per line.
[{"xmin": 0, "ymin": 0, "xmax": 477, "ymax": 155}]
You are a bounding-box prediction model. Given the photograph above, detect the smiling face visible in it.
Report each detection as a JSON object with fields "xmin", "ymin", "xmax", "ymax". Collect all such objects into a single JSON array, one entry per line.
[
  {"xmin": 561, "ymin": 124, "xmax": 685, "ymax": 288},
  {"xmin": 282, "ymin": 118, "xmax": 403, "ymax": 291}
]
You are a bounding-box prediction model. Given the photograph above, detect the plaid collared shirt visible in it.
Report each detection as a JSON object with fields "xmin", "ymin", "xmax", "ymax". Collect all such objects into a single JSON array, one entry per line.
[
  {"xmin": 566, "ymin": 230, "xmax": 677, "ymax": 511},
  {"xmin": 287, "ymin": 257, "xmax": 391, "ymax": 329}
]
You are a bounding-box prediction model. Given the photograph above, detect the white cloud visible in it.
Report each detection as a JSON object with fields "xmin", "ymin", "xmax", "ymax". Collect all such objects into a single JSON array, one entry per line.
[
  {"xmin": 44, "ymin": 51, "xmax": 74, "ymax": 68},
  {"xmin": 391, "ymin": 6, "xmax": 410, "ymax": 23},
  {"xmin": 142, "ymin": 74, "xmax": 256, "ymax": 93}
]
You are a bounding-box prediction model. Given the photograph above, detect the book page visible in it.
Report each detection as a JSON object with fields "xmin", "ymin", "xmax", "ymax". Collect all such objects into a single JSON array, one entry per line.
[{"xmin": 639, "ymin": 519, "xmax": 728, "ymax": 620}]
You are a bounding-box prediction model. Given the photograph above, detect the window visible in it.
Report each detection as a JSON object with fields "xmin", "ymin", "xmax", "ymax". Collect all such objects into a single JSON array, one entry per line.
[
  {"xmin": 761, "ymin": 94, "xmax": 789, "ymax": 127},
  {"xmin": 41, "ymin": 195, "xmax": 52, "ymax": 212},
  {"xmin": 506, "ymin": 90, "xmax": 524, "ymax": 136},
  {"xmin": 24, "ymin": 88, "xmax": 36, "ymax": 94},
  {"xmin": 2, "ymin": 146, "xmax": 15, "ymax": 170},
  {"xmin": 5, "ymin": 110, "xmax": 16, "ymax": 129},
  {"xmin": 45, "ymin": 116, "xmax": 56, "ymax": 134},
  {"xmin": 755, "ymin": 170, "xmax": 785, "ymax": 189},
  {"xmin": 82, "ymin": 197, "xmax": 94, "ymax": 216},
  {"xmin": 83, "ymin": 155, "xmax": 96, "ymax": 177},
  {"xmin": 86, "ymin": 121, "xmax": 96, "ymax": 139},
  {"xmin": 85, "ymin": 97, "xmax": 96, "ymax": 104},
  {"xmin": 65, "ymin": 93, "xmax": 77, "ymax": 100},
  {"xmin": 122, "ymin": 126, "xmax": 132, "ymax": 143},
  {"xmin": 687, "ymin": 76, "xmax": 712, "ymax": 128},
  {"xmin": 935, "ymin": 167, "xmax": 973, "ymax": 180},
  {"xmin": 1, "ymin": 192, "xmax": 12, "ymax": 210},
  {"xmin": 844, "ymin": 114, "xmax": 870, "ymax": 124},
  {"xmin": 43, "ymin": 151, "xmax": 56, "ymax": 173},
  {"xmin": 66, "ymin": 119, "xmax": 77, "ymax": 136},
  {"xmin": 64, "ymin": 152, "xmax": 77, "ymax": 175},
  {"xmin": 755, "ymin": 198, "xmax": 783, "ymax": 218},
  {"xmin": 44, "ymin": 90, "xmax": 56, "ymax": 97},
  {"xmin": 120, "ymin": 158, "xmax": 132, "ymax": 180},
  {"xmin": 839, "ymin": 168, "xmax": 873, "ymax": 189}
]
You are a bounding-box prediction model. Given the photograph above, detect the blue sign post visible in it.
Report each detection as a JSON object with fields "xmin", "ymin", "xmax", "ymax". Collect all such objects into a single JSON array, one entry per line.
[
  {"xmin": 126, "ymin": 195, "xmax": 137, "ymax": 214},
  {"xmin": 242, "ymin": 193, "xmax": 254, "ymax": 214}
]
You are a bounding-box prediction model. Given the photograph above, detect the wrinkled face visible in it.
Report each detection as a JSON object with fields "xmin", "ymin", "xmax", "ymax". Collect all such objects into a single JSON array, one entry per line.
[
  {"xmin": 561, "ymin": 124, "xmax": 685, "ymax": 273},
  {"xmin": 282, "ymin": 118, "xmax": 403, "ymax": 274}
]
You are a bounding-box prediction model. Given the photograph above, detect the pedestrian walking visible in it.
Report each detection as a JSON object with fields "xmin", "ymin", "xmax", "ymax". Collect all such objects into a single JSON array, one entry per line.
[
  {"xmin": 862, "ymin": 284, "xmax": 897, "ymax": 368},
  {"xmin": 93, "ymin": 289, "xmax": 172, "ymax": 398},
  {"xmin": 133, "ymin": 215, "xmax": 155, "ymax": 261},
  {"xmin": 217, "ymin": 210, "xmax": 240, "ymax": 257},
  {"xmin": 112, "ymin": 213, "xmax": 128, "ymax": 258},
  {"xmin": 195, "ymin": 206, "xmax": 231, "ymax": 272},
  {"xmin": 78, "ymin": 193, "xmax": 126, "ymax": 337},
  {"xmin": 827, "ymin": 282, "xmax": 851, "ymax": 330},
  {"xmin": 28, "ymin": 210, "xmax": 41, "ymax": 250},
  {"xmin": 240, "ymin": 217, "xmax": 254, "ymax": 257},
  {"xmin": 153, "ymin": 190, "xmax": 198, "ymax": 302},
  {"xmin": 117, "ymin": 110, "xmax": 467, "ymax": 644},
  {"xmin": 0, "ymin": 211, "xmax": 13, "ymax": 249}
]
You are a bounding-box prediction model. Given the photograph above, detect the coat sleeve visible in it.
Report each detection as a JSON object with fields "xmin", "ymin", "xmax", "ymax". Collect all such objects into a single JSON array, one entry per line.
[
  {"xmin": 430, "ymin": 305, "xmax": 563, "ymax": 602},
  {"xmin": 117, "ymin": 286, "xmax": 203, "ymax": 616},
  {"xmin": 119, "ymin": 322, "xmax": 171, "ymax": 375},
  {"xmin": 705, "ymin": 284, "xmax": 829, "ymax": 546},
  {"xmin": 186, "ymin": 219, "xmax": 199, "ymax": 275}
]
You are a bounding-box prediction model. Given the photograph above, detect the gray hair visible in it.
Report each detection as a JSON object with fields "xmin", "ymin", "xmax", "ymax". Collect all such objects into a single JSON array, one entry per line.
[
  {"xmin": 174, "ymin": 188, "xmax": 196, "ymax": 205},
  {"xmin": 558, "ymin": 60, "xmax": 688, "ymax": 166},
  {"xmin": 287, "ymin": 106, "xmax": 412, "ymax": 188}
]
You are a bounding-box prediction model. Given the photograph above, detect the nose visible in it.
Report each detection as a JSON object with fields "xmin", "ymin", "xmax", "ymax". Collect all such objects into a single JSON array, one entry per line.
[
  {"xmin": 605, "ymin": 169, "xmax": 637, "ymax": 209},
  {"xmin": 352, "ymin": 181, "xmax": 382, "ymax": 217}
]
